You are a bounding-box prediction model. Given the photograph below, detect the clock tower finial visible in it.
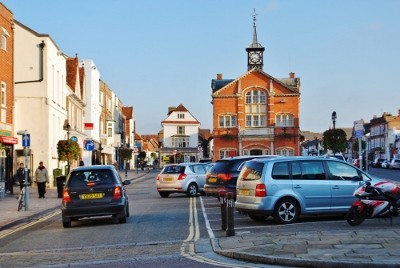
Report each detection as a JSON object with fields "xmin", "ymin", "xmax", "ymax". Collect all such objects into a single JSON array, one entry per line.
[{"xmin": 246, "ymin": 9, "xmax": 265, "ymax": 71}]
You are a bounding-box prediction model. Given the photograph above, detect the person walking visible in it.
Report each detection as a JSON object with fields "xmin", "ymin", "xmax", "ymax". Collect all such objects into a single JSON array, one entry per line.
[{"xmin": 35, "ymin": 161, "xmax": 49, "ymax": 198}]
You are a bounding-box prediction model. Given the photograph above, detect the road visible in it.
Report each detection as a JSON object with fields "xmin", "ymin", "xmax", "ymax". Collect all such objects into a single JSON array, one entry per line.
[
  {"xmin": 0, "ymin": 166, "xmax": 397, "ymax": 267},
  {"xmin": 367, "ymin": 166, "xmax": 400, "ymax": 182},
  {"xmin": 0, "ymin": 170, "xmax": 281, "ymax": 268}
]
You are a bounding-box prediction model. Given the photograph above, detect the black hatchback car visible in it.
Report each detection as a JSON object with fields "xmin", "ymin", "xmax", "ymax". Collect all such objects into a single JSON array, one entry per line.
[
  {"xmin": 204, "ymin": 155, "xmax": 279, "ymax": 198},
  {"xmin": 61, "ymin": 165, "xmax": 131, "ymax": 228}
]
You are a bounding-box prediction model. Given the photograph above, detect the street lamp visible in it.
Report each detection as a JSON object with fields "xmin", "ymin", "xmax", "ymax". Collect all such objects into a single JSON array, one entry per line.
[
  {"xmin": 331, "ymin": 111, "xmax": 337, "ymax": 130},
  {"xmin": 17, "ymin": 130, "xmax": 30, "ymax": 210},
  {"xmin": 331, "ymin": 111, "xmax": 337, "ymax": 155},
  {"xmin": 63, "ymin": 120, "xmax": 71, "ymax": 174}
]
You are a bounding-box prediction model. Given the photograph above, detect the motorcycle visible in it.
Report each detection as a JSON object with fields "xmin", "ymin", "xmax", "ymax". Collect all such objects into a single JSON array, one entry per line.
[{"xmin": 346, "ymin": 180, "xmax": 400, "ymax": 226}]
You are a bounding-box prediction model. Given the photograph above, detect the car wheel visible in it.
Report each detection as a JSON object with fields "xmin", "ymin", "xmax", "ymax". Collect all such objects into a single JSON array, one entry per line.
[
  {"xmin": 62, "ymin": 215, "xmax": 71, "ymax": 228},
  {"xmin": 248, "ymin": 214, "xmax": 268, "ymax": 222},
  {"xmin": 186, "ymin": 183, "xmax": 198, "ymax": 197},
  {"xmin": 159, "ymin": 192, "xmax": 170, "ymax": 198},
  {"xmin": 273, "ymin": 198, "xmax": 299, "ymax": 224},
  {"xmin": 118, "ymin": 209, "xmax": 127, "ymax": 224}
]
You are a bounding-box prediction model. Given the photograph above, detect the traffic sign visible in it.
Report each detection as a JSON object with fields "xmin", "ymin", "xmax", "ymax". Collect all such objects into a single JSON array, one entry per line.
[
  {"xmin": 22, "ymin": 134, "xmax": 30, "ymax": 147},
  {"xmin": 70, "ymin": 136, "xmax": 78, "ymax": 142},
  {"xmin": 84, "ymin": 140, "xmax": 95, "ymax": 151}
]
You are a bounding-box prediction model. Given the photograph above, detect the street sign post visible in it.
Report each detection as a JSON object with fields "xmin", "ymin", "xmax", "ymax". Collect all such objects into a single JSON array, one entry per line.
[
  {"xmin": 17, "ymin": 130, "xmax": 30, "ymax": 210},
  {"xmin": 84, "ymin": 140, "xmax": 95, "ymax": 151}
]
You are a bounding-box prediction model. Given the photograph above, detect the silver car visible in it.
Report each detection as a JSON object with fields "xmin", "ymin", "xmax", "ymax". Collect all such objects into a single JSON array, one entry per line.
[
  {"xmin": 156, "ymin": 163, "xmax": 212, "ymax": 198},
  {"xmin": 390, "ymin": 159, "xmax": 400, "ymax": 169}
]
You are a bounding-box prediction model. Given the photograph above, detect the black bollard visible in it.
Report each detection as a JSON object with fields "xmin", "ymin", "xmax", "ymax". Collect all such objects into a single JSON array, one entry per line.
[
  {"xmin": 226, "ymin": 192, "xmax": 235, "ymax": 237},
  {"xmin": 219, "ymin": 191, "xmax": 227, "ymax": 230}
]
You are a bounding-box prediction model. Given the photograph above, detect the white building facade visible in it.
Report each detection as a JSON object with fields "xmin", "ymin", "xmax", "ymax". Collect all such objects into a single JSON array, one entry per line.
[
  {"xmin": 14, "ymin": 21, "xmax": 68, "ymax": 185},
  {"xmin": 159, "ymin": 104, "xmax": 200, "ymax": 166}
]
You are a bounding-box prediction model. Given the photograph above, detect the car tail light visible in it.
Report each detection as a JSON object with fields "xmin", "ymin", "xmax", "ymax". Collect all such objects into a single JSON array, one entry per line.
[
  {"xmin": 177, "ymin": 173, "xmax": 187, "ymax": 180},
  {"xmin": 255, "ymin": 184, "xmax": 267, "ymax": 197},
  {"xmin": 113, "ymin": 186, "xmax": 122, "ymax": 199},
  {"xmin": 218, "ymin": 173, "xmax": 233, "ymax": 181},
  {"xmin": 87, "ymin": 182, "xmax": 96, "ymax": 187},
  {"xmin": 63, "ymin": 190, "xmax": 71, "ymax": 203},
  {"xmin": 156, "ymin": 175, "xmax": 160, "ymax": 181}
]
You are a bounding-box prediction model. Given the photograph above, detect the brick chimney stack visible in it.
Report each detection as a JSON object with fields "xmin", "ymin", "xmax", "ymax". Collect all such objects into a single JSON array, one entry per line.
[{"xmin": 217, "ymin": 73, "xmax": 223, "ymax": 80}]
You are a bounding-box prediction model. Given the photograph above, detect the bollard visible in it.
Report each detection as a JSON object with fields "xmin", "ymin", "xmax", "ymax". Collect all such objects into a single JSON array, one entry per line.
[
  {"xmin": 219, "ymin": 191, "xmax": 227, "ymax": 230},
  {"xmin": 226, "ymin": 192, "xmax": 235, "ymax": 237}
]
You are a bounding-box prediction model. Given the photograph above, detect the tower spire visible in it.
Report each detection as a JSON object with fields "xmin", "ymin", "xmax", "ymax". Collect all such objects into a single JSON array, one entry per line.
[
  {"xmin": 246, "ymin": 9, "xmax": 265, "ymax": 71},
  {"xmin": 251, "ymin": 8, "xmax": 259, "ymax": 48}
]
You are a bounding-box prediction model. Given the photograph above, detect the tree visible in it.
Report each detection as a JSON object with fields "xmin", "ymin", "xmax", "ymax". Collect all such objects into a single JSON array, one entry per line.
[
  {"xmin": 322, "ymin": 129, "xmax": 347, "ymax": 154},
  {"xmin": 57, "ymin": 140, "xmax": 80, "ymax": 162}
]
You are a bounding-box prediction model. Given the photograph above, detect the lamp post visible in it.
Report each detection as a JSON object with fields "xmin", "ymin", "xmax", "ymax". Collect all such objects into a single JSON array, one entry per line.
[
  {"xmin": 331, "ymin": 111, "xmax": 337, "ymax": 130},
  {"xmin": 17, "ymin": 130, "xmax": 30, "ymax": 210},
  {"xmin": 63, "ymin": 120, "xmax": 71, "ymax": 174}
]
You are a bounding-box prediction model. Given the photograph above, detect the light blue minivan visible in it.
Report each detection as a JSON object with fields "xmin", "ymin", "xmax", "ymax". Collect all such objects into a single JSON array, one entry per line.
[{"xmin": 235, "ymin": 156, "xmax": 383, "ymax": 224}]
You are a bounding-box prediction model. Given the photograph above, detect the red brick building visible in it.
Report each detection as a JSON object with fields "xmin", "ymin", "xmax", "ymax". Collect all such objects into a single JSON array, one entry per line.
[
  {"xmin": 211, "ymin": 16, "xmax": 301, "ymax": 161},
  {"xmin": 0, "ymin": 3, "xmax": 16, "ymax": 193}
]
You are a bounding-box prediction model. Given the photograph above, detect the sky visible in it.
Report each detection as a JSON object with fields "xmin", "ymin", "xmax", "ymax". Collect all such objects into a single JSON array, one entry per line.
[{"xmin": 2, "ymin": 0, "xmax": 399, "ymax": 135}]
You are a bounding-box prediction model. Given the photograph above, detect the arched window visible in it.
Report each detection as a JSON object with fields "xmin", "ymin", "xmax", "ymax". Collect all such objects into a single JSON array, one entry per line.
[{"xmin": 245, "ymin": 90, "xmax": 266, "ymax": 127}]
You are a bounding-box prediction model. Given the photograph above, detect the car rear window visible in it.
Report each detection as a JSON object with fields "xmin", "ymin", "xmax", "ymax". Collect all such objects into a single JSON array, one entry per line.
[
  {"xmin": 238, "ymin": 161, "xmax": 264, "ymax": 181},
  {"xmin": 162, "ymin": 165, "xmax": 185, "ymax": 174},
  {"xmin": 68, "ymin": 170, "xmax": 116, "ymax": 187}
]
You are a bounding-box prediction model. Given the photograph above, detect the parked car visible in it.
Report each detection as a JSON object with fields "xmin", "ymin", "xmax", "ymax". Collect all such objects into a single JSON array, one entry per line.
[
  {"xmin": 390, "ymin": 159, "xmax": 400, "ymax": 169},
  {"xmin": 323, "ymin": 153, "xmax": 346, "ymax": 162},
  {"xmin": 204, "ymin": 155, "xmax": 280, "ymax": 199},
  {"xmin": 381, "ymin": 159, "xmax": 391, "ymax": 169},
  {"xmin": 156, "ymin": 163, "xmax": 212, "ymax": 198},
  {"xmin": 61, "ymin": 165, "xmax": 131, "ymax": 228},
  {"xmin": 372, "ymin": 158, "xmax": 386, "ymax": 168},
  {"xmin": 235, "ymin": 156, "xmax": 383, "ymax": 224}
]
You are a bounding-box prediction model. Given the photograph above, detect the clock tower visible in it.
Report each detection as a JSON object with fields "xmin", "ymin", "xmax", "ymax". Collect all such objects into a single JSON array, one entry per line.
[{"xmin": 246, "ymin": 11, "xmax": 265, "ymax": 71}]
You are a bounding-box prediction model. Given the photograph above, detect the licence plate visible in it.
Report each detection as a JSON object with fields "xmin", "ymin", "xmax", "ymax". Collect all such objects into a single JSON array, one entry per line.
[
  {"xmin": 208, "ymin": 177, "xmax": 217, "ymax": 183},
  {"xmin": 80, "ymin": 193, "xmax": 104, "ymax": 199},
  {"xmin": 239, "ymin": 189, "xmax": 250, "ymax": 196},
  {"xmin": 163, "ymin": 177, "xmax": 173, "ymax": 182}
]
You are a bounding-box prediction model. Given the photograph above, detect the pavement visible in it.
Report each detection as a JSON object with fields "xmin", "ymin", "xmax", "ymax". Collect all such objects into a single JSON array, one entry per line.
[{"xmin": 0, "ymin": 169, "xmax": 399, "ymax": 268}]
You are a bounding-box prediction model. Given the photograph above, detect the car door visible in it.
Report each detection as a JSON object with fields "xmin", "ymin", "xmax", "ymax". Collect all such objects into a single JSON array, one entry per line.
[
  {"xmin": 192, "ymin": 164, "xmax": 207, "ymax": 190},
  {"xmin": 291, "ymin": 160, "xmax": 331, "ymax": 212},
  {"xmin": 325, "ymin": 160, "xmax": 362, "ymax": 210}
]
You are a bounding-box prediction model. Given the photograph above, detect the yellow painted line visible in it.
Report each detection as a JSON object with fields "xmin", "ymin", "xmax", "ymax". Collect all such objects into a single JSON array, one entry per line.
[{"xmin": 180, "ymin": 197, "xmax": 255, "ymax": 268}]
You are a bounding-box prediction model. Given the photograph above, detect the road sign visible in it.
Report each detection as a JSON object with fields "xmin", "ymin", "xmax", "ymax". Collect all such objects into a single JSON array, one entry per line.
[
  {"xmin": 354, "ymin": 120, "xmax": 365, "ymax": 138},
  {"xmin": 70, "ymin": 136, "xmax": 78, "ymax": 142},
  {"xmin": 22, "ymin": 134, "xmax": 30, "ymax": 147},
  {"xmin": 84, "ymin": 140, "xmax": 95, "ymax": 151},
  {"xmin": 133, "ymin": 147, "xmax": 138, "ymax": 153}
]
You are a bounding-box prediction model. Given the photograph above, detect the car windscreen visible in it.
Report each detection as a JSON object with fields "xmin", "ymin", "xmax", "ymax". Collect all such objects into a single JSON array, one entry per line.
[
  {"xmin": 68, "ymin": 170, "xmax": 116, "ymax": 187},
  {"xmin": 209, "ymin": 161, "xmax": 233, "ymax": 173},
  {"xmin": 162, "ymin": 165, "xmax": 185, "ymax": 174}
]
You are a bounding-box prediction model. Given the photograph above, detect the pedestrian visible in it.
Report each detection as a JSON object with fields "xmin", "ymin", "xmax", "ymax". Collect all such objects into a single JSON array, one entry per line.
[
  {"xmin": 35, "ymin": 161, "xmax": 49, "ymax": 198},
  {"xmin": 79, "ymin": 160, "xmax": 84, "ymax": 166},
  {"xmin": 16, "ymin": 163, "xmax": 26, "ymax": 190},
  {"xmin": 113, "ymin": 161, "xmax": 118, "ymax": 171}
]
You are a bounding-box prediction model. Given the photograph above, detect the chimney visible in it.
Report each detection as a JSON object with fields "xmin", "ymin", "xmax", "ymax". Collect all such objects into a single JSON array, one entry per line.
[
  {"xmin": 289, "ymin": 72, "xmax": 295, "ymax": 79},
  {"xmin": 168, "ymin": 106, "xmax": 176, "ymax": 114},
  {"xmin": 217, "ymin": 73, "xmax": 223, "ymax": 80}
]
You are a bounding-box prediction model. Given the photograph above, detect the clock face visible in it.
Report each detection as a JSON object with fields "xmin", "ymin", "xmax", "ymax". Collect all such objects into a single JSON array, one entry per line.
[{"xmin": 250, "ymin": 52, "xmax": 262, "ymax": 63}]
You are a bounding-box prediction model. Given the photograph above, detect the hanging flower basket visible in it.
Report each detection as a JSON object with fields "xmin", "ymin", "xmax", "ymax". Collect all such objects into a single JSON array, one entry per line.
[
  {"xmin": 120, "ymin": 148, "xmax": 133, "ymax": 160},
  {"xmin": 57, "ymin": 140, "xmax": 80, "ymax": 161}
]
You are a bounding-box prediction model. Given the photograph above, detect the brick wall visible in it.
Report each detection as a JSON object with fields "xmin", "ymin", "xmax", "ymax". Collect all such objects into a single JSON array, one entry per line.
[{"xmin": 0, "ymin": 3, "xmax": 14, "ymax": 127}]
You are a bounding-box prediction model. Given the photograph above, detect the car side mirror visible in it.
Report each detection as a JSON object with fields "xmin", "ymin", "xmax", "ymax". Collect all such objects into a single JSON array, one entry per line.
[{"xmin": 123, "ymin": 180, "xmax": 131, "ymax": 186}]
